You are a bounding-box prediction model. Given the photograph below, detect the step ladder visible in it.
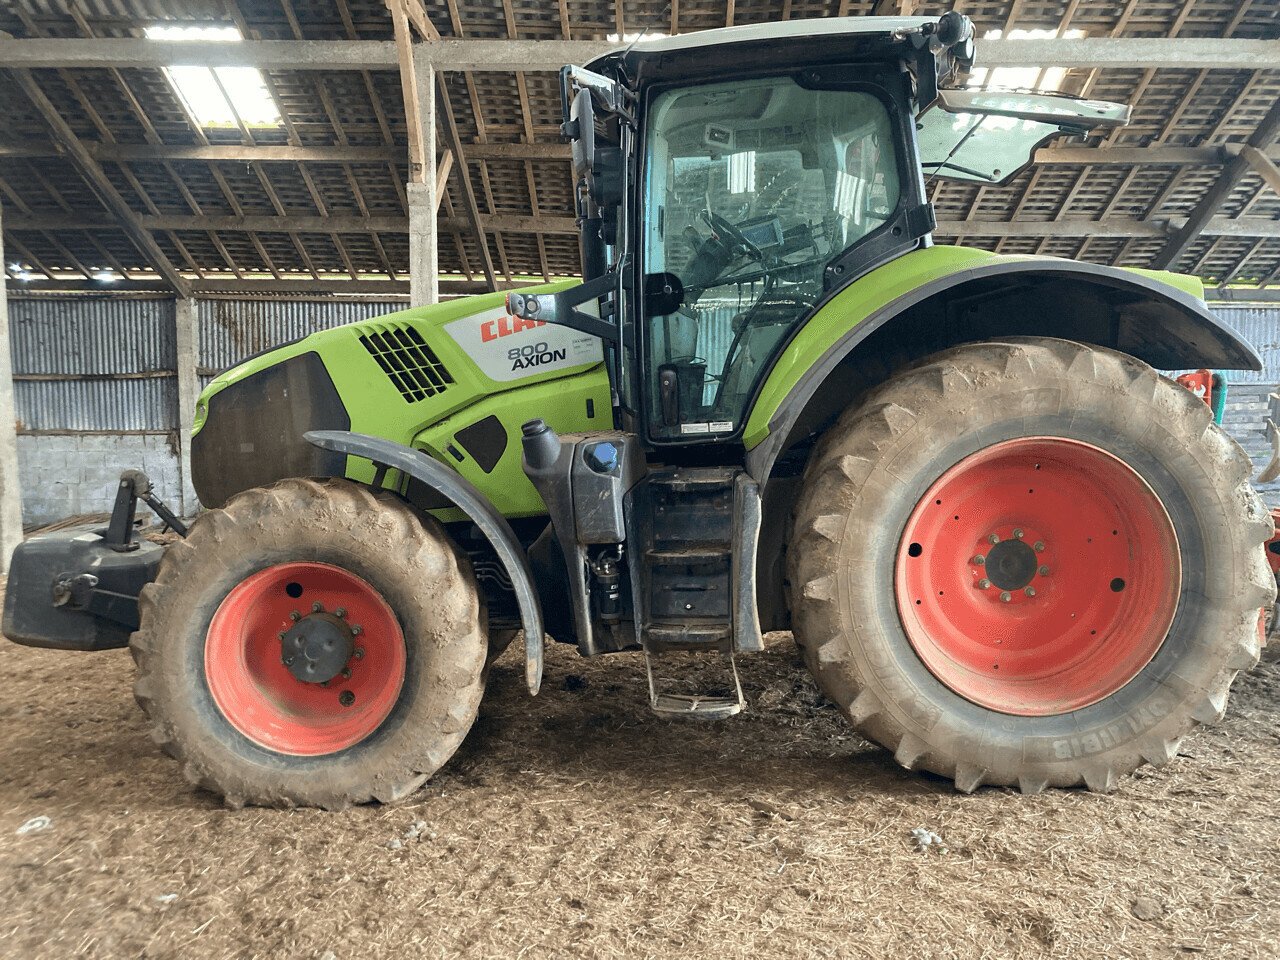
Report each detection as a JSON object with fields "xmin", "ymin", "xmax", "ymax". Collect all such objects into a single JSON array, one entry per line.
[
  {"xmin": 643, "ymin": 648, "xmax": 745, "ymax": 719},
  {"xmin": 637, "ymin": 466, "xmax": 746, "ymax": 718}
]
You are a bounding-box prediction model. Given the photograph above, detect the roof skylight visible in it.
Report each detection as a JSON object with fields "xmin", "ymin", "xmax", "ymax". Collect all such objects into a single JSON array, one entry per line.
[
  {"xmin": 967, "ymin": 28, "xmax": 1085, "ymax": 93},
  {"xmin": 145, "ymin": 24, "xmax": 281, "ymax": 128},
  {"xmin": 606, "ymin": 31, "xmax": 669, "ymax": 43}
]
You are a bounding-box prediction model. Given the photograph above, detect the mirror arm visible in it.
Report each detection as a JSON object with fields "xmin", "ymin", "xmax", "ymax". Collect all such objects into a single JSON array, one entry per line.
[
  {"xmin": 909, "ymin": 12, "xmax": 975, "ymax": 115},
  {"xmin": 506, "ymin": 272, "xmax": 620, "ymax": 343}
]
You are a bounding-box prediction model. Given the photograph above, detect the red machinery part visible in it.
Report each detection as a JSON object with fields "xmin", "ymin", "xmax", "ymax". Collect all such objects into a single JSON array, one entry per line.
[
  {"xmin": 1175, "ymin": 369, "xmax": 1214, "ymax": 407},
  {"xmin": 895, "ymin": 437, "xmax": 1181, "ymax": 717},
  {"xmin": 204, "ymin": 561, "xmax": 406, "ymax": 756},
  {"xmin": 1265, "ymin": 507, "xmax": 1280, "ymax": 577}
]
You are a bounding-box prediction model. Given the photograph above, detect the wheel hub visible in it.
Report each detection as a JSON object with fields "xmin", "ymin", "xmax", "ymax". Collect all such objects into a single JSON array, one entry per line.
[
  {"xmin": 980, "ymin": 537, "xmax": 1039, "ymax": 592},
  {"xmin": 204, "ymin": 561, "xmax": 405, "ymax": 756},
  {"xmin": 895, "ymin": 437, "xmax": 1181, "ymax": 717},
  {"xmin": 280, "ymin": 612, "xmax": 355, "ymax": 684}
]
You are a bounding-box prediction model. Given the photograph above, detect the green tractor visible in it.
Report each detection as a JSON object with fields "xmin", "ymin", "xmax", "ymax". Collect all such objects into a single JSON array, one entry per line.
[{"xmin": 4, "ymin": 14, "xmax": 1273, "ymax": 807}]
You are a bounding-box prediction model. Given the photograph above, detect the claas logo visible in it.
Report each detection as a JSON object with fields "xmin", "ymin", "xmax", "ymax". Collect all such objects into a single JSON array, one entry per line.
[{"xmin": 481, "ymin": 315, "xmax": 547, "ymax": 343}]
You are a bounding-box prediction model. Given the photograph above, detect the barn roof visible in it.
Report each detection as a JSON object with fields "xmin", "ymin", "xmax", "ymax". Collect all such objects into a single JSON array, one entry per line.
[{"xmin": 2, "ymin": 0, "xmax": 1278, "ymax": 299}]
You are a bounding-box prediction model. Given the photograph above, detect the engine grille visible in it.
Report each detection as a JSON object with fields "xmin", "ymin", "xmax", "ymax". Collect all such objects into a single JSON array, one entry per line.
[{"xmin": 359, "ymin": 324, "xmax": 453, "ymax": 402}]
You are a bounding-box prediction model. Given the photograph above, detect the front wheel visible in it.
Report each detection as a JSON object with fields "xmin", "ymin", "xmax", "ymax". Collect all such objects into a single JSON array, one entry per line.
[
  {"xmin": 131, "ymin": 478, "xmax": 488, "ymax": 808},
  {"xmin": 790, "ymin": 338, "xmax": 1274, "ymax": 793}
]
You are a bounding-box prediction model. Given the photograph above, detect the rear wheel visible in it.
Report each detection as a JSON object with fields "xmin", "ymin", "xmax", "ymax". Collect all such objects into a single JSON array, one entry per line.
[
  {"xmin": 131, "ymin": 478, "xmax": 487, "ymax": 808},
  {"xmin": 790, "ymin": 338, "xmax": 1274, "ymax": 792}
]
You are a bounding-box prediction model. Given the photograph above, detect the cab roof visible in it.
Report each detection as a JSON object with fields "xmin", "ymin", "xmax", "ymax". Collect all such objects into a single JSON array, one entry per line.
[{"xmin": 587, "ymin": 16, "xmax": 935, "ymax": 81}]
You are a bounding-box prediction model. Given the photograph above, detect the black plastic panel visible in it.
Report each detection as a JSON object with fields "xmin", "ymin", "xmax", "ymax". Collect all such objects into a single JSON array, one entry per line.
[
  {"xmin": 192, "ymin": 351, "xmax": 350, "ymax": 508},
  {"xmin": 454, "ymin": 415, "xmax": 508, "ymax": 474},
  {"xmin": 3, "ymin": 526, "xmax": 164, "ymax": 650}
]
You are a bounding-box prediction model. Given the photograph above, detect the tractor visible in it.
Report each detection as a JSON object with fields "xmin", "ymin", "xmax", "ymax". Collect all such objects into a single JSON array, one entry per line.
[{"xmin": 4, "ymin": 13, "xmax": 1274, "ymax": 807}]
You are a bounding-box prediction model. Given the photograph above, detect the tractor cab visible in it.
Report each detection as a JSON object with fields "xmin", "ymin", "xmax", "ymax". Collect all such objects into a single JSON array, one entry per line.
[{"xmin": 511, "ymin": 13, "xmax": 1127, "ymax": 448}]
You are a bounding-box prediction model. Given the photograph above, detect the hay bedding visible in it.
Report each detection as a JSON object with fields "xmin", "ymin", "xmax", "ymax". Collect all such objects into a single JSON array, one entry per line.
[{"xmin": 2, "ymin": 584, "xmax": 1278, "ymax": 959}]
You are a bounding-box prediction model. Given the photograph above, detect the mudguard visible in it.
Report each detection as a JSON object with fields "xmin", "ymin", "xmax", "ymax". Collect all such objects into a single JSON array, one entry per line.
[
  {"xmin": 744, "ymin": 248, "xmax": 1262, "ymax": 484},
  {"xmin": 305, "ymin": 430, "xmax": 545, "ymax": 694}
]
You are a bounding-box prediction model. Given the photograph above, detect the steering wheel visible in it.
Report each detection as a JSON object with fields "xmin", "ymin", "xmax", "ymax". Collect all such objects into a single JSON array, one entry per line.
[{"xmin": 701, "ymin": 210, "xmax": 764, "ymax": 263}]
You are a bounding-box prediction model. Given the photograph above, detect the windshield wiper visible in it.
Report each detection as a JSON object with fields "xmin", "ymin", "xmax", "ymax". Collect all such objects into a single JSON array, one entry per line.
[{"xmin": 684, "ymin": 253, "xmax": 827, "ymax": 297}]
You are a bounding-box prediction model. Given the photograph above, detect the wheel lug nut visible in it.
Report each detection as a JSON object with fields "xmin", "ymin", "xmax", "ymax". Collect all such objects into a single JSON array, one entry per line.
[
  {"xmin": 973, "ymin": 555, "xmax": 985, "ymax": 565},
  {"xmin": 1013, "ymin": 528, "xmax": 1024, "ymax": 539},
  {"xmin": 988, "ymin": 534, "xmax": 999, "ymax": 545},
  {"xmin": 278, "ymin": 631, "xmax": 286, "ymax": 641},
  {"xmin": 335, "ymin": 607, "xmax": 347, "ymax": 619},
  {"xmin": 1033, "ymin": 541, "xmax": 1045, "ymax": 552},
  {"xmin": 290, "ymin": 611, "xmax": 301, "ymax": 622},
  {"xmin": 339, "ymin": 691, "xmax": 355, "ymax": 707},
  {"xmin": 351, "ymin": 625, "xmax": 363, "ymax": 636},
  {"xmin": 1039, "ymin": 566, "xmax": 1050, "ymax": 577},
  {"xmin": 1024, "ymin": 586, "xmax": 1036, "ymax": 597},
  {"xmin": 1000, "ymin": 591, "xmax": 1012, "ymax": 603},
  {"xmin": 354, "ymin": 647, "xmax": 365, "ymax": 659},
  {"xmin": 312, "ymin": 601, "xmax": 323, "ymax": 613},
  {"xmin": 978, "ymin": 578, "xmax": 991, "ymax": 590},
  {"xmin": 341, "ymin": 667, "xmax": 352, "ymax": 679}
]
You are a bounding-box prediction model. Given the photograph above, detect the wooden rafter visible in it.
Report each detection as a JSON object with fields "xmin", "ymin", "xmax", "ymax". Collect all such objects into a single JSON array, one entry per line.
[
  {"xmin": 1152, "ymin": 98, "xmax": 1280, "ymax": 270},
  {"xmin": 422, "ymin": 2, "xmax": 498, "ymax": 289},
  {"xmin": 9, "ymin": 69, "xmax": 191, "ymax": 295},
  {"xmin": 5, "ymin": 1, "xmax": 1280, "ymax": 289}
]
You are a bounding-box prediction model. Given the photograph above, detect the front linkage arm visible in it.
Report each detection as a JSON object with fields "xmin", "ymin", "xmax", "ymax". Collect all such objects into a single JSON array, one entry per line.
[{"xmin": 103, "ymin": 469, "xmax": 188, "ymax": 550}]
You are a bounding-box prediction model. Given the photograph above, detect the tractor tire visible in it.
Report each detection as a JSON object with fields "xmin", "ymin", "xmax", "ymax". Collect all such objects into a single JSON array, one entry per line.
[
  {"xmin": 130, "ymin": 478, "xmax": 487, "ymax": 809},
  {"xmin": 789, "ymin": 337, "xmax": 1274, "ymax": 793}
]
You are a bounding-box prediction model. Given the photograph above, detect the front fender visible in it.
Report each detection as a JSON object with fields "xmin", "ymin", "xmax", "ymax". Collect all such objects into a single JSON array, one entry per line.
[
  {"xmin": 744, "ymin": 245, "xmax": 1260, "ymax": 483},
  {"xmin": 305, "ymin": 430, "xmax": 545, "ymax": 695}
]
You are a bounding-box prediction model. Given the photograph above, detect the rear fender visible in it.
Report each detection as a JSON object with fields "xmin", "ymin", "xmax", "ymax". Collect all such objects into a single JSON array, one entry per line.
[
  {"xmin": 305, "ymin": 430, "xmax": 545, "ymax": 695},
  {"xmin": 745, "ymin": 252, "xmax": 1261, "ymax": 485}
]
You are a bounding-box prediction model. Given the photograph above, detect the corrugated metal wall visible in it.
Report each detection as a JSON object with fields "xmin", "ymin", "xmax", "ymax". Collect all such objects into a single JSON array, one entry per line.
[
  {"xmin": 198, "ymin": 297, "xmax": 404, "ymax": 388},
  {"xmin": 1212, "ymin": 306, "xmax": 1280, "ymax": 385},
  {"xmin": 9, "ymin": 295, "xmax": 408, "ymax": 434},
  {"xmin": 11, "ymin": 294, "xmax": 1276, "ymax": 433},
  {"xmin": 9, "ymin": 295, "xmax": 177, "ymax": 433}
]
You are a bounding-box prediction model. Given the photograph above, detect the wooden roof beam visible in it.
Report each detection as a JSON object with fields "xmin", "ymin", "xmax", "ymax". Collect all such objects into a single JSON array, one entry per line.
[
  {"xmin": 1240, "ymin": 145, "xmax": 1280, "ymax": 197},
  {"xmin": 1151, "ymin": 98, "xmax": 1280, "ymax": 269},
  {"xmin": 8, "ymin": 69, "xmax": 192, "ymax": 297},
  {"xmin": 12, "ymin": 214, "xmax": 1279, "ymax": 240},
  {"xmin": 3, "ymin": 37, "xmax": 1276, "ymax": 71},
  {"xmin": 433, "ymin": 64, "xmax": 497, "ymax": 288},
  {"xmin": 7, "ymin": 143, "xmax": 1258, "ymax": 166}
]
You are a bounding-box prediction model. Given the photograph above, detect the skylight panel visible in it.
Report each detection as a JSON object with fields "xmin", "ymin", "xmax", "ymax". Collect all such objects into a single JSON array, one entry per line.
[
  {"xmin": 967, "ymin": 28, "xmax": 1085, "ymax": 93},
  {"xmin": 606, "ymin": 31, "xmax": 668, "ymax": 43},
  {"xmin": 145, "ymin": 24, "xmax": 281, "ymax": 128}
]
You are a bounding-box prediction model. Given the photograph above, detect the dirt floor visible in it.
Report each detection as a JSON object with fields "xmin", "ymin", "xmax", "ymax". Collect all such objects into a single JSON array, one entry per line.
[{"xmin": 2, "ymin": 584, "xmax": 1279, "ymax": 960}]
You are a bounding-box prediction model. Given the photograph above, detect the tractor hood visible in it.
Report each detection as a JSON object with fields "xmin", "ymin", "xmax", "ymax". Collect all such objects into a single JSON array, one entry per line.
[{"xmin": 190, "ymin": 284, "xmax": 610, "ymax": 513}]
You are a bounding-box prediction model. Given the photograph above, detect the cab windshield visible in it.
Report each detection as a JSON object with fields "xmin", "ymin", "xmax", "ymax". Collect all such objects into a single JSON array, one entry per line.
[{"xmin": 642, "ymin": 75, "xmax": 900, "ymax": 439}]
